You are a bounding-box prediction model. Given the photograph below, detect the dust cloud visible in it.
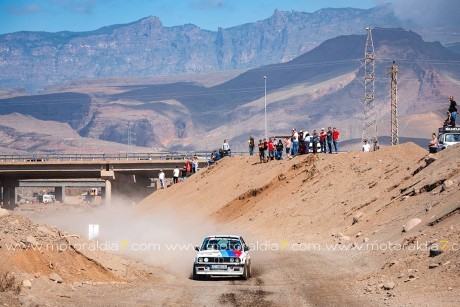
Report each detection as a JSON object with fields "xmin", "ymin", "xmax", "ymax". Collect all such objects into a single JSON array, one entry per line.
[{"xmin": 31, "ymin": 196, "xmax": 224, "ymax": 277}]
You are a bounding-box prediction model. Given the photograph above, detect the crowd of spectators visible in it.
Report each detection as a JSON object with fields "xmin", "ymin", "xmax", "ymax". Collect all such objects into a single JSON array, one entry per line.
[
  {"xmin": 158, "ymin": 156, "xmax": 199, "ymax": 188},
  {"xmin": 249, "ymin": 127, "xmax": 341, "ymax": 163}
]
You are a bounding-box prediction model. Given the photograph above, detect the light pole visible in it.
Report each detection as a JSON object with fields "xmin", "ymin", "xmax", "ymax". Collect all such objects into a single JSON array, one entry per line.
[
  {"xmin": 264, "ymin": 76, "xmax": 267, "ymax": 140},
  {"xmin": 127, "ymin": 120, "xmax": 132, "ymax": 154}
]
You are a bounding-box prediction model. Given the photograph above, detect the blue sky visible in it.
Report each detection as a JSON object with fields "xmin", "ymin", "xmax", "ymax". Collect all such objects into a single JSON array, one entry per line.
[{"xmin": 0, "ymin": 0, "xmax": 384, "ymax": 34}]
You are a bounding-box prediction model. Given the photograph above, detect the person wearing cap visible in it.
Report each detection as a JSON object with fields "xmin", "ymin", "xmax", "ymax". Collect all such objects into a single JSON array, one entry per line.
[
  {"xmin": 319, "ymin": 128, "xmax": 326, "ymax": 153},
  {"xmin": 158, "ymin": 169, "xmax": 165, "ymax": 189},
  {"xmin": 373, "ymin": 140, "xmax": 380, "ymax": 151},
  {"xmin": 448, "ymin": 96, "xmax": 457, "ymax": 127},
  {"xmin": 362, "ymin": 140, "xmax": 371, "ymax": 152},
  {"xmin": 332, "ymin": 127, "xmax": 340, "ymax": 154}
]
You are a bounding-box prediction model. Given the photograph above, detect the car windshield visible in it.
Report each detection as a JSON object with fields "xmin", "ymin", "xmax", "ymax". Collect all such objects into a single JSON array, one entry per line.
[
  {"xmin": 445, "ymin": 134, "xmax": 460, "ymax": 142},
  {"xmin": 200, "ymin": 237, "xmax": 242, "ymax": 251}
]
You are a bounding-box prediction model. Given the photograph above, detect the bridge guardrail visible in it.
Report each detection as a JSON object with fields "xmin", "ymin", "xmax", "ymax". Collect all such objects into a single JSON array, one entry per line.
[{"xmin": 0, "ymin": 151, "xmax": 249, "ymax": 162}]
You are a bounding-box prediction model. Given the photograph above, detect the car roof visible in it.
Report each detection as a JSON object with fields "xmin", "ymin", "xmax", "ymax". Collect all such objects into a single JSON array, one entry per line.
[{"xmin": 206, "ymin": 235, "xmax": 241, "ymax": 239}]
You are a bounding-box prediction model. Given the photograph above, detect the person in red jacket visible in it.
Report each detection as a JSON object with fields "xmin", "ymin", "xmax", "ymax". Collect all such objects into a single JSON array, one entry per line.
[
  {"xmin": 268, "ymin": 138, "xmax": 275, "ymax": 161},
  {"xmin": 332, "ymin": 127, "xmax": 340, "ymax": 154}
]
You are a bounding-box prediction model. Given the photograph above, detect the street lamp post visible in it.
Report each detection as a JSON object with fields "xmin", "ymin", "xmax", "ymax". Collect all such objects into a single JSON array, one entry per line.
[
  {"xmin": 127, "ymin": 120, "xmax": 132, "ymax": 154},
  {"xmin": 264, "ymin": 76, "xmax": 267, "ymax": 140}
]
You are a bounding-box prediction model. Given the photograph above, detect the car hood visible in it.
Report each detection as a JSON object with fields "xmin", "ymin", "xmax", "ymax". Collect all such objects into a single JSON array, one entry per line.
[{"xmin": 196, "ymin": 249, "xmax": 243, "ymax": 258}]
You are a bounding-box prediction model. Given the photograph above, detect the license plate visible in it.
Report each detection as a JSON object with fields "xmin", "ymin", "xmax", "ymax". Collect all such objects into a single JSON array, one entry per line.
[{"xmin": 211, "ymin": 265, "xmax": 227, "ymax": 270}]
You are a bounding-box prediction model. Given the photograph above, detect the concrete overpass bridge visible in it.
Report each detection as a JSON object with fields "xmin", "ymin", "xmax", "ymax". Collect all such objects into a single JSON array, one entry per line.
[{"xmin": 0, "ymin": 158, "xmax": 209, "ymax": 209}]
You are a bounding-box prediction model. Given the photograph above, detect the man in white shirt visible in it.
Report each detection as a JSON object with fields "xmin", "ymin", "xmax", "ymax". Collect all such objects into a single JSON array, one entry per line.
[
  {"xmin": 173, "ymin": 166, "xmax": 180, "ymax": 184},
  {"xmin": 222, "ymin": 139, "xmax": 230, "ymax": 156},
  {"xmin": 158, "ymin": 169, "xmax": 165, "ymax": 188},
  {"xmin": 292, "ymin": 129, "xmax": 299, "ymax": 155},
  {"xmin": 362, "ymin": 140, "xmax": 371, "ymax": 152}
]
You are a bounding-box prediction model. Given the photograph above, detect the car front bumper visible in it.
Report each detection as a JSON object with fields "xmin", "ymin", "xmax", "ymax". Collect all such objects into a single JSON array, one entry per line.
[{"xmin": 194, "ymin": 263, "xmax": 245, "ymax": 276}]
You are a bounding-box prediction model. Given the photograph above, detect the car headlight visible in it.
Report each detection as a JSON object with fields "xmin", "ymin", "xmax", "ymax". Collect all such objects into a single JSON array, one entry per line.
[
  {"xmin": 204, "ymin": 257, "xmax": 209, "ymax": 262},
  {"xmin": 230, "ymin": 258, "xmax": 235, "ymax": 262},
  {"xmin": 235, "ymin": 258, "xmax": 241, "ymax": 263},
  {"xmin": 198, "ymin": 258, "xmax": 203, "ymax": 263}
]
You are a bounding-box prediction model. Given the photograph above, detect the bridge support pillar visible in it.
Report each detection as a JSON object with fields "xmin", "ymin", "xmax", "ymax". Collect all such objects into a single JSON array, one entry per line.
[
  {"xmin": 55, "ymin": 186, "xmax": 65, "ymax": 203},
  {"xmin": 104, "ymin": 180, "xmax": 112, "ymax": 205},
  {"xmin": 1, "ymin": 181, "xmax": 19, "ymax": 210}
]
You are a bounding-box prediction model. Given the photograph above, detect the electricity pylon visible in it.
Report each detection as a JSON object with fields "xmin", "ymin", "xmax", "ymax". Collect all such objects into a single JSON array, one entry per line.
[
  {"xmin": 362, "ymin": 27, "xmax": 377, "ymax": 144},
  {"xmin": 387, "ymin": 61, "xmax": 399, "ymax": 145}
]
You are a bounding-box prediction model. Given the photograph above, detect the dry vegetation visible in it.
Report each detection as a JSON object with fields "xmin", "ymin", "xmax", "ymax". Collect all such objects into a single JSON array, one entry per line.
[{"xmin": 0, "ymin": 272, "xmax": 21, "ymax": 295}]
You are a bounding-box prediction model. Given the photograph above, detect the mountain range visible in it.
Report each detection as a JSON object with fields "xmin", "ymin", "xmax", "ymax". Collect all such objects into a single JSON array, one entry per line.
[
  {"xmin": 1, "ymin": 4, "xmax": 457, "ymax": 92},
  {"xmin": 0, "ymin": 26, "xmax": 458, "ymax": 153}
]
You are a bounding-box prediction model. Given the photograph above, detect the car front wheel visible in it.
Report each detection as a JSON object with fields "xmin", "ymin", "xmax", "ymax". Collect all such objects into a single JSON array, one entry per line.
[
  {"xmin": 192, "ymin": 265, "xmax": 198, "ymax": 280},
  {"xmin": 241, "ymin": 261, "xmax": 251, "ymax": 280}
]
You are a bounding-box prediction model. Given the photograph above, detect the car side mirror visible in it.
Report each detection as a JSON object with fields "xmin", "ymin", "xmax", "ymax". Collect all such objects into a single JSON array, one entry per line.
[
  {"xmin": 244, "ymin": 246, "xmax": 250, "ymax": 251},
  {"xmin": 194, "ymin": 246, "xmax": 199, "ymax": 251}
]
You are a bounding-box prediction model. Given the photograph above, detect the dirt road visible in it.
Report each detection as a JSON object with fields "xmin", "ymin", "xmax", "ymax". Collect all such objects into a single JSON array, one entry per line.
[{"xmin": 12, "ymin": 248, "xmax": 373, "ymax": 306}]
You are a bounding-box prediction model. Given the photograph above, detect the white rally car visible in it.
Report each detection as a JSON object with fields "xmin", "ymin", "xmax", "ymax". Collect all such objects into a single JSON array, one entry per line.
[{"xmin": 192, "ymin": 235, "xmax": 251, "ymax": 280}]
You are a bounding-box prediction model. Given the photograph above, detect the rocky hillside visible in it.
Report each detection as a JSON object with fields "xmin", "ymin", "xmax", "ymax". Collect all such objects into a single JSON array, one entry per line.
[
  {"xmin": 0, "ymin": 5, "xmax": 404, "ymax": 92},
  {"xmin": 138, "ymin": 143, "xmax": 460, "ymax": 305},
  {"xmin": 0, "ymin": 144, "xmax": 458, "ymax": 305}
]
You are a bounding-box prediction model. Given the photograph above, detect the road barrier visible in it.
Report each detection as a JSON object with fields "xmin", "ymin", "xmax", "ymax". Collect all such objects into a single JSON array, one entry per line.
[{"xmin": 0, "ymin": 151, "xmax": 249, "ymax": 162}]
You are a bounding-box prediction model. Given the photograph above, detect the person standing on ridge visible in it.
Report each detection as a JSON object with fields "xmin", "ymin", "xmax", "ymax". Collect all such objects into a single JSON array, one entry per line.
[
  {"xmin": 304, "ymin": 131, "xmax": 311, "ymax": 154},
  {"xmin": 428, "ymin": 133, "xmax": 438, "ymax": 153},
  {"xmin": 332, "ymin": 127, "xmax": 340, "ymax": 154},
  {"xmin": 158, "ymin": 169, "xmax": 165, "ymax": 189},
  {"xmin": 173, "ymin": 166, "xmax": 179, "ymax": 184},
  {"xmin": 312, "ymin": 130, "xmax": 319, "ymax": 154},
  {"xmin": 326, "ymin": 127, "xmax": 333, "ymax": 154},
  {"xmin": 362, "ymin": 140, "xmax": 371, "ymax": 152},
  {"xmin": 292, "ymin": 129, "xmax": 299, "ymax": 156},
  {"xmin": 298, "ymin": 130, "xmax": 305, "ymax": 154},
  {"xmin": 268, "ymin": 138, "xmax": 275, "ymax": 160},
  {"xmin": 263, "ymin": 138, "xmax": 268, "ymax": 162},
  {"xmin": 184, "ymin": 160, "xmax": 192, "ymax": 177},
  {"xmin": 319, "ymin": 128, "xmax": 326, "ymax": 153},
  {"xmin": 258, "ymin": 139, "xmax": 265, "ymax": 163},
  {"xmin": 222, "ymin": 139, "xmax": 230, "ymax": 156},
  {"xmin": 248, "ymin": 135, "xmax": 255, "ymax": 156},
  {"xmin": 275, "ymin": 139, "xmax": 284, "ymax": 160},
  {"xmin": 192, "ymin": 156, "xmax": 199, "ymax": 173},
  {"xmin": 284, "ymin": 137, "xmax": 291, "ymax": 157},
  {"xmin": 448, "ymin": 96, "xmax": 457, "ymax": 127}
]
